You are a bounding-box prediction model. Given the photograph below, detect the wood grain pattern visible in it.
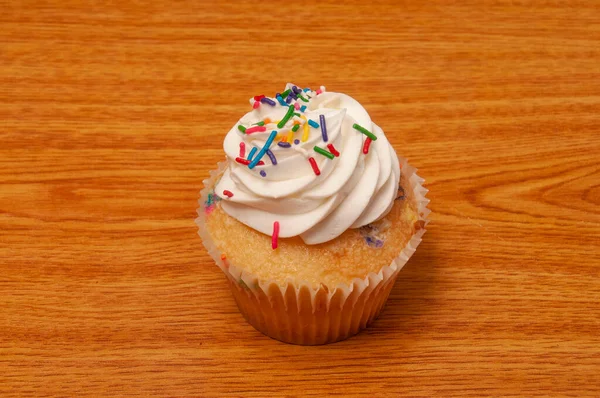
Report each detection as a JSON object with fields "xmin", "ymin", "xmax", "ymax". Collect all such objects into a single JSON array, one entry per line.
[{"xmin": 1, "ymin": 0, "xmax": 599, "ymax": 396}]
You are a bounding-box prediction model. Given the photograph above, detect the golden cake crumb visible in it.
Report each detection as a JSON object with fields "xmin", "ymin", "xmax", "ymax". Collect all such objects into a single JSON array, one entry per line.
[{"xmin": 205, "ymin": 172, "xmax": 421, "ymax": 289}]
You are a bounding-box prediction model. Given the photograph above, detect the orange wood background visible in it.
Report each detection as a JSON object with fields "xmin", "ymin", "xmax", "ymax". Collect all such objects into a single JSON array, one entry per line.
[{"xmin": 1, "ymin": 1, "xmax": 599, "ymax": 396}]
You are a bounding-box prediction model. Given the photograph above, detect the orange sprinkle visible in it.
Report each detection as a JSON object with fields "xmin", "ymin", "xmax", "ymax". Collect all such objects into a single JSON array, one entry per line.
[
  {"xmin": 220, "ymin": 253, "xmax": 227, "ymax": 261},
  {"xmin": 263, "ymin": 118, "xmax": 271, "ymax": 124}
]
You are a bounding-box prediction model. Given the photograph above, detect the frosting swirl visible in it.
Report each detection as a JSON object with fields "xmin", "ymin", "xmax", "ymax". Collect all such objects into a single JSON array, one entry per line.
[{"xmin": 215, "ymin": 84, "xmax": 400, "ymax": 244}]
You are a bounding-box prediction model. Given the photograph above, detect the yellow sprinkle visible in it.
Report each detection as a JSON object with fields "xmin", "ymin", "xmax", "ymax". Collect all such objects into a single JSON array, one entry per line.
[
  {"xmin": 301, "ymin": 115, "xmax": 309, "ymax": 142},
  {"xmin": 287, "ymin": 131, "xmax": 293, "ymax": 142}
]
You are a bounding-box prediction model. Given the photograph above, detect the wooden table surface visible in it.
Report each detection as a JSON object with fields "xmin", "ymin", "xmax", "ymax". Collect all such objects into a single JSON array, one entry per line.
[{"xmin": 2, "ymin": 1, "xmax": 599, "ymax": 396}]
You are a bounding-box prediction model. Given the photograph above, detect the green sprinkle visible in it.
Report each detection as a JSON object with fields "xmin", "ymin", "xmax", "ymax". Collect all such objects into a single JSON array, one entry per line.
[
  {"xmin": 314, "ymin": 146, "xmax": 335, "ymax": 159},
  {"xmin": 299, "ymin": 95, "xmax": 309, "ymax": 102},
  {"xmin": 237, "ymin": 125, "xmax": 246, "ymax": 133},
  {"xmin": 293, "ymin": 112, "xmax": 301, "ymax": 117},
  {"xmin": 281, "ymin": 89, "xmax": 291, "ymax": 99},
  {"xmin": 292, "ymin": 124, "xmax": 300, "ymax": 132},
  {"xmin": 253, "ymin": 121, "xmax": 265, "ymax": 126},
  {"xmin": 352, "ymin": 123, "xmax": 377, "ymax": 140},
  {"xmin": 277, "ymin": 106, "xmax": 295, "ymax": 128}
]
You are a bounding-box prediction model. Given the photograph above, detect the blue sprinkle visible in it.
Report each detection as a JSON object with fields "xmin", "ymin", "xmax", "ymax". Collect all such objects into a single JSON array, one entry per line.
[
  {"xmin": 247, "ymin": 147, "xmax": 257, "ymax": 161},
  {"xmin": 261, "ymin": 97, "xmax": 276, "ymax": 106},
  {"xmin": 294, "ymin": 139, "xmax": 300, "ymax": 145},
  {"xmin": 300, "ymin": 105, "xmax": 307, "ymax": 112},
  {"xmin": 277, "ymin": 142, "xmax": 292, "ymax": 148},
  {"xmin": 303, "ymin": 88, "xmax": 310, "ymax": 92},
  {"xmin": 260, "ymin": 170, "xmax": 266, "ymax": 177},
  {"xmin": 308, "ymin": 119, "xmax": 319, "ymax": 128},
  {"xmin": 276, "ymin": 95, "xmax": 287, "ymax": 106}
]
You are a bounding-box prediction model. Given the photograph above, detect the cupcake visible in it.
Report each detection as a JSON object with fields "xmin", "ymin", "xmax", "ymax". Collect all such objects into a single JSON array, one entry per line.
[{"xmin": 196, "ymin": 84, "xmax": 429, "ymax": 345}]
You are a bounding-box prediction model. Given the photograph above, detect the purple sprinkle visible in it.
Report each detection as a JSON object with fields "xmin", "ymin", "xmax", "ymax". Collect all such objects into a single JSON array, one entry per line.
[
  {"xmin": 319, "ymin": 114, "xmax": 328, "ymax": 142},
  {"xmin": 292, "ymin": 86, "xmax": 301, "ymax": 94},
  {"xmin": 261, "ymin": 97, "xmax": 276, "ymax": 106},
  {"xmin": 294, "ymin": 139, "xmax": 300, "ymax": 145},
  {"xmin": 266, "ymin": 149, "xmax": 277, "ymax": 165},
  {"xmin": 277, "ymin": 142, "xmax": 292, "ymax": 148},
  {"xmin": 288, "ymin": 92, "xmax": 298, "ymax": 100},
  {"xmin": 285, "ymin": 95, "xmax": 293, "ymax": 104},
  {"xmin": 260, "ymin": 170, "xmax": 266, "ymax": 177}
]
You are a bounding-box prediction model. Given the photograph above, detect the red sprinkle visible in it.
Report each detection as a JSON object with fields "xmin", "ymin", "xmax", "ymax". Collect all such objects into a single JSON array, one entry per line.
[
  {"xmin": 272, "ymin": 221, "xmax": 280, "ymax": 250},
  {"xmin": 245, "ymin": 126, "xmax": 267, "ymax": 134},
  {"xmin": 223, "ymin": 190, "xmax": 233, "ymax": 198},
  {"xmin": 316, "ymin": 89, "xmax": 322, "ymax": 95},
  {"xmin": 327, "ymin": 143, "xmax": 340, "ymax": 157},
  {"xmin": 220, "ymin": 253, "xmax": 227, "ymax": 261},
  {"xmin": 363, "ymin": 137, "xmax": 372, "ymax": 154},
  {"xmin": 235, "ymin": 157, "xmax": 264, "ymax": 166},
  {"xmin": 252, "ymin": 100, "xmax": 260, "ymax": 109},
  {"xmin": 253, "ymin": 94, "xmax": 265, "ymax": 101},
  {"xmin": 308, "ymin": 157, "xmax": 320, "ymax": 175},
  {"xmin": 239, "ymin": 142, "xmax": 245, "ymax": 157}
]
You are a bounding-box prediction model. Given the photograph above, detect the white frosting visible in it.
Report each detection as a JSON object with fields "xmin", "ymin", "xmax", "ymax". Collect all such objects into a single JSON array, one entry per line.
[{"xmin": 214, "ymin": 84, "xmax": 400, "ymax": 244}]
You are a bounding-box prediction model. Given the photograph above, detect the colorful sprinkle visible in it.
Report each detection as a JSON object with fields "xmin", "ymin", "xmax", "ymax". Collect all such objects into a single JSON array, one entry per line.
[
  {"xmin": 236, "ymin": 157, "xmax": 264, "ymax": 166},
  {"xmin": 300, "ymin": 105, "xmax": 307, "ymax": 112},
  {"xmin": 294, "ymin": 102, "xmax": 300, "ymax": 110},
  {"xmin": 260, "ymin": 97, "xmax": 276, "ymax": 106},
  {"xmin": 263, "ymin": 118, "xmax": 271, "ymax": 124},
  {"xmin": 239, "ymin": 142, "xmax": 245, "ymax": 157},
  {"xmin": 248, "ymin": 147, "xmax": 258, "ymax": 161},
  {"xmin": 308, "ymin": 157, "xmax": 320, "ymax": 175},
  {"xmin": 303, "ymin": 88, "xmax": 310, "ymax": 92},
  {"xmin": 254, "ymin": 95, "xmax": 265, "ymax": 101},
  {"xmin": 293, "ymin": 112, "xmax": 301, "ymax": 117},
  {"xmin": 352, "ymin": 123, "xmax": 377, "ymax": 140},
  {"xmin": 276, "ymin": 95, "xmax": 287, "ymax": 106},
  {"xmin": 245, "ymin": 125, "xmax": 267, "ymax": 134},
  {"xmin": 285, "ymin": 95, "xmax": 293, "ymax": 104},
  {"xmin": 272, "ymin": 221, "xmax": 280, "ymax": 250},
  {"xmin": 320, "ymin": 114, "xmax": 328, "ymax": 142},
  {"xmin": 292, "ymin": 86, "xmax": 301, "ymax": 94},
  {"xmin": 294, "ymin": 139, "xmax": 300, "ymax": 145},
  {"xmin": 222, "ymin": 190, "xmax": 234, "ymax": 198},
  {"xmin": 260, "ymin": 170, "xmax": 267, "ymax": 177},
  {"xmin": 314, "ymin": 146, "xmax": 334, "ymax": 159},
  {"xmin": 299, "ymin": 95, "xmax": 309, "ymax": 102},
  {"xmin": 281, "ymin": 89, "xmax": 291, "ymax": 99},
  {"xmin": 288, "ymin": 92, "xmax": 298, "ymax": 101},
  {"xmin": 220, "ymin": 253, "xmax": 227, "ymax": 261},
  {"xmin": 287, "ymin": 131, "xmax": 294, "ymax": 142},
  {"xmin": 277, "ymin": 105, "xmax": 295, "ymax": 128},
  {"xmin": 278, "ymin": 141, "xmax": 292, "ymax": 148},
  {"xmin": 327, "ymin": 143, "xmax": 340, "ymax": 157},
  {"xmin": 316, "ymin": 89, "xmax": 323, "ymax": 95},
  {"xmin": 253, "ymin": 121, "xmax": 265, "ymax": 126},
  {"xmin": 237, "ymin": 125, "xmax": 246, "ymax": 133},
  {"xmin": 252, "ymin": 100, "xmax": 260, "ymax": 109},
  {"xmin": 266, "ymin": 149, "xmax": 277, "ymax": 165},
  {"xmin": 301, "ymin": 115, "xmax": 310, "ymax": 142},
  {"xmin": 363, "ymin": 137, "xmax": 373, "ymax": 154},
  {"xmin": 248, "ymin": 130, "xmax": 277, "ymax": 169},
  {"xmin": 292, "ymin": 124, "xmax": 300, "ymax": 132},
  {"xmin": 308, "ymin": 119, "xmax": 319, "ymax": 128}
]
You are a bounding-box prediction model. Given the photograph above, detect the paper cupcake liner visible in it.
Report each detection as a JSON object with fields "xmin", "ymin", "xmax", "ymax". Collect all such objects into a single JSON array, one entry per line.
[{"xmin": 195, "ymin": 156, "xmax": 430, "ymax": 345}]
